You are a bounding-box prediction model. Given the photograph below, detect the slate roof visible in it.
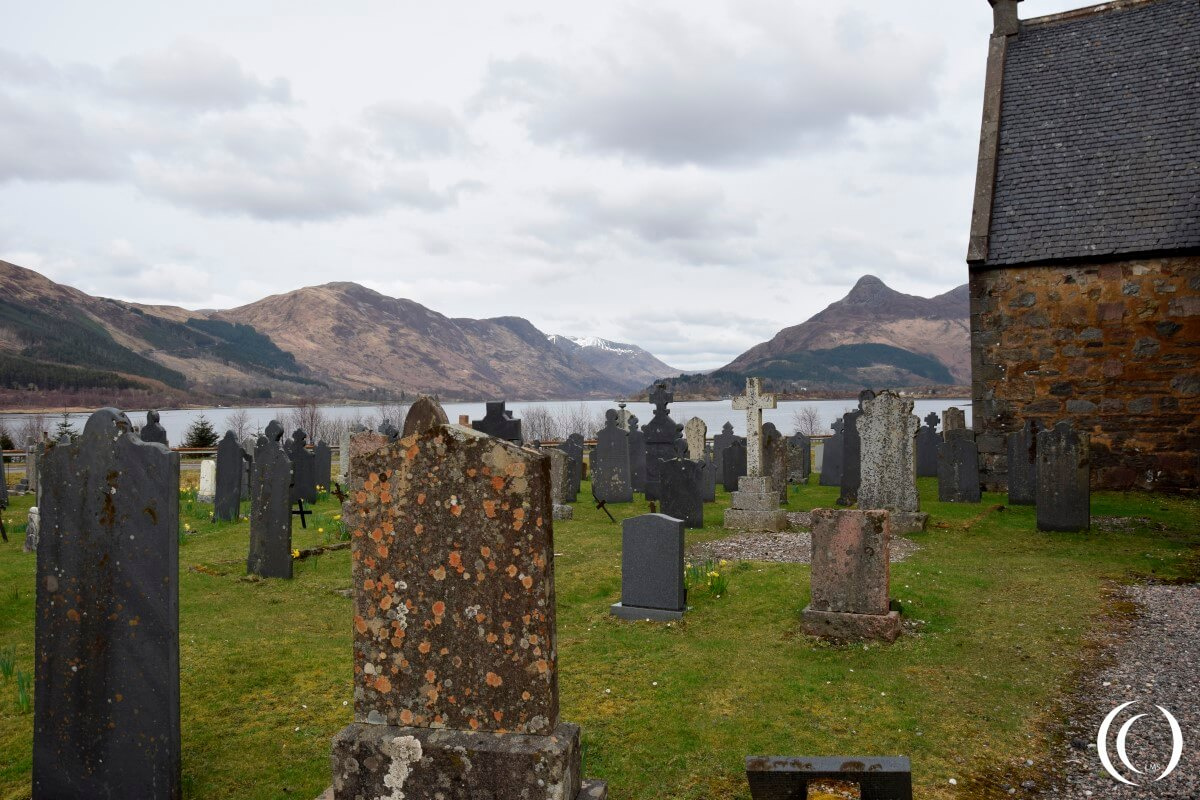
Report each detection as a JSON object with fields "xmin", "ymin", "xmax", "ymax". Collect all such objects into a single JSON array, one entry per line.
[{"xmin": 986, "ymin": 0, "xmax": 1200, "ymax": 266}]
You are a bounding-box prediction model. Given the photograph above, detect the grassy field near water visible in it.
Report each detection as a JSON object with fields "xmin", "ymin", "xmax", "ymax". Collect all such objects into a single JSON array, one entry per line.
[{"xmin": 0, "ymin": 474, "xmax": 1197, "ymax": 799}]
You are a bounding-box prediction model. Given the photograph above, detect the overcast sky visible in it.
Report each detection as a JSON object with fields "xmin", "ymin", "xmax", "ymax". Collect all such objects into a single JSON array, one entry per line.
[{"xmin": 1, "ymin": 0, "xmax": 1088, "ymax": 371}]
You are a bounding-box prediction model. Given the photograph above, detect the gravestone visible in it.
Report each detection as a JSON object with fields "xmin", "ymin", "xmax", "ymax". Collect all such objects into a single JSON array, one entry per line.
[
  {"xmin": 1007, "ymin": 419, "xmax": 1040, "ymax": 506},
  {"xmin": 214, "ymin": 431, "xmax": 246, "ymax": 521},
  {"xmin": 819, "ymin": 419, "xmax": 844, "ymax": 487},
  {"xmin": 725, "ymin": 378, "xmax": 788, "ymax": 532},
  {"xmin": 338, "ymin": 428, "xmax": 352, "ymax": 486},
  {"xmin": 745, "ymin": 756, "xmax": 912, "ymax": 800},
  {"xmin": 788, "ymin": 433, "xmax": 811, "ymax": 484},
  {"xmin": 34, "ymin": 408, "xmax": 180, "ymax": 799},
  {"xmin": 1036, "ymin": 421, "xmax": 1090, "ymax": 532},
  {"xmin": 943, "ymin": 406, "xmax": 966, "ymax": 434},
  {"xmin": 562, "ymin": 433, "xmax": 584, "ymax": 501},
  {"xmin": 915, "ymin": 411, "xmax": 940, "ymax": 478},
  {"xmin": 713, "ymin": 422, "xmax": 737, "ymax": 486},
  {"xmin": 937, "ymin": 429, "xmax": 981, "ymax": 503},
  {"xmin": 762, "ymin": 422, "xmax": 788, "ymax": 503},
  {"xmin": 684, "ymin": 417, "xmax": 707, "ymax": 461},
  {"xmin": 701, "ymin": 444, "xmax": 717, "ymax": 503},
  {"xmin": 857, "ymin": 391, "xmax": 920, "ymax": 513},
  {"xmin": 314, "ymin": 441, "xmax": 332, "ymax": 492},
  {"xmin": 323, "ymin": 423, "xmax": 606, "ymax": 800},
  {"xmin": 198, "ymin": 458, "xmax": 217, "ymax": 504},
  {"xmin": 378, "ymin": 418, "xmax": 400, "ymax": 440},
  {"xmin": 722, "ymin": 439, "xmax": 747, "ymax": 492},
  {"xmin": 249, "ymin": 421, "xmax": 294, "ymax": 579},
  {"xmin": 23, "ymin": 506, "xmax": 39, "ymax": 553},
  {"xmin": 241, "ymin": 437, "xmax": 256, "ymax": 501},
  {"xmin": 346, "ymin": 429, "xmax": 390, "ymax": 493},
  {"xmin": 140, "ymin": 409, "xmax": 169, "ymax": 447},
  {"xmin": 0, "ymin": 452, "xmax": 7, "ymax": 514},
  {"xmin": 660, "ymin": 441, "xmax": 705, "ymax": 528},
  {"xmin": 25, "ymin": 441, "xmax": 41, "ymax": 497},
  {"xmin": 545, "ymin": 447, "xmax": 574, "ymax": 520},
  {"xmin": 802, "ymin": 508, "xmax": 900, "ymax": 642},
  {"xmin": 616, "ymin": 402, "xmax": 633, "ymax": 432},
  {"xmin": 610, "ymin": 514, "xmax": 686, "ymax": 620},
  {"xmin": 402, "ymin": 395, "xmax": 449, "ymax": 438},
  {"xmin": 837, "ymin": 390, "xmax": 875, "ymax": 506},
  {"xmin": 285, "ymin": 429, "xmax": 317, "ymax": 504},
  {"xmin": 592, "ymin": 410, "xmax": 633, "ymax": 503},
  {"xmin": 627, "ymin": 414, "xmax": 647, "ymax": 493},
  {"xmin": 471, "ymin": 400, "xmax": 522, "ymax": 442},
  {"xmin": 642, "ymin": 383, "xmax": 679, "ymax": 501}
]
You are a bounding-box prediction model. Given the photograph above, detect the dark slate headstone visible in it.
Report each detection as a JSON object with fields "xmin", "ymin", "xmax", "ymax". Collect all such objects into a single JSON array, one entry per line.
[
  {"xmin": 214, "ymin": 430, "xmax": 246, "ymax": 522},
  {"xmin": 1007, "ymin": 419, "xmax": 1040, "ymax": 506},
  {"xmin": 627, "ymin": 414, "xmax": 647, "ymax": 494},
  {"xmin": 762, "ymin": 422, "xmax": 788, "ymax": 503},
  {"xmin": 746, "ymin": 756, "xmax": 912, "ymax": 800},
  {"xmin": 1036, "ymin": 421, "xmax": 1090, "ymax": 532},
  {"xmin": 562, "ymin": 433, "xmax": 584, "ymax": 501},
  {"xmin": 471, "ymin": 400, "xmax": 522, "ymax": 443},
  {"xmin": 240, "ymin": 437, "xmax": 255, "ymax": 501},
  {"xmin": 285, "ymin": 429, "xmax": 317, "ymax": 504},
  {"xmin": 249, "ymin": 421, "xmax": 294, "ymax": 579},
  {"xmin": 402, "ymin": 395, "xmax": 449, "ymax": 437},
  {"xmin": 915, "ymin": 411, "xmax": 940, "ymax": 478},
  {"xmin": 819, "ymin": 419, "xmax": 844, "ymax": 487},
  {"xmin": 0, "ymin": 452, "xmax": 8, "ymax": 511},
  {"xmin": 592, "ymin": 410, "xmax": 633, "ymax": 503},
  {"xmin": 723, "ymin": 439, "xmax": 747, "ymax": 492},
  {"xmin": 713, "ymin": 421, "xmax": 737, "ymax": 486},
  {"xmin": 140, "ymin": 409, "xmax": 169, "ymax": 447},
  {"xmin": 34, "ymin": 408, "xmax": 180, "ymax": 799},
  {"xmin": 702, "ymin": 444, "xmax": 717, "ymax": 503},
  {"xmin": 659, "ymin": 442, "xmax": 705, "ymax": 528},
  {"xmin": 788, "ymin": 433, "xmax": 811, "ymax": 484},
  {"xmin": 610, "ymin": 514, "xmax": 686, "ymax": 621},
  {"xmin": 938, "ymin": 429, "xmax": 981, "ymax": 503},
  {"xmin": 314, "ymin": 440, "xmax": 333, "ymax": 492},
  {"xmin": 641, "ymin": 383, "xmax": 679, "ymax": 501}
]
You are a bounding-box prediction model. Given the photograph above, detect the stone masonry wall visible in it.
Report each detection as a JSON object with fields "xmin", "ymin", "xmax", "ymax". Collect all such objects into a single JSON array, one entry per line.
[{"xmin": 970, "ymin": 256, "xmax": 1199, "ymax": 491}]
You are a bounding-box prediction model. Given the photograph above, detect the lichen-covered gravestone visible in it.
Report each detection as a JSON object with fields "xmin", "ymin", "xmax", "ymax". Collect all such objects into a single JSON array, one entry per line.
[
  {"xmin": 322, "ymin": 421, "xmax": 606, "ymax": 800},
  {"xmin": 611, "ymin": 514, "xmax": 686, "ymax": 621},
  {"xmin": 1007, "ymin": 419, "xmax": 1040, "ymax": 506},
  {"xmin": 802, "ymin": 509, "xmax": 900, "ymax": 642},
  {"xmin": 942, "ymin": 406, "xmax": 966, "ymax": 434},
  {"xmin": 198, "ymin": 458, "xmax": 217, "ymax": 504},
  {"xmin": 249, "ymin": 421, "xmax": 294, "ymax": 579},
  {"xmin": 684, "ymin": 417, "xmax": 707, "ymax": 461},
  {"xmin": 34, "ymin": 408, "xmax": 181, "ymax": 799},
  {"xmin": 561, "ymin": 433, "xmax": 584, "ymax": 501},
  {"xmin": 857, "ymin": 391, "xmax": 920, "ymax": 513},
  {"xmin": 285, "ymin": 429, "xmax": 317, "ymax": 504},
  {"xmin": 937, "ymin": 429, "xmax": 981, "ymax": 503},
  {"xmin": 819, "ymin": 419, "xmax": 844, "ymax": 487},
  {"xmin": 915, "ymin": 412, "xmax": 940, "ymax": 478},
  {"xmin": 627, "ymin": 415, "xmax": 647, "ymax": 494},
  {"xmin": 837, "ymin": 390, "xmax": 875, "ymax": 506},
  {"xmin": 471, "ymin": 400, "xmax": 523, "ymax": 443},
  {"xmin": 545, "ymin": 447, "xmax": 574, "ymax": 520},
  {"xmin": 722, "ymin": 438, "xmax": 747, "ymax": 492},
  {"xmin": 402, "ymin": 394, "xmax": 449, "ymax": 438},
  {"xmin": 592, "ymin": 410, "xmax": 633, "ymax": 503},
  {"xmin": 1036, "ymin": 421, "xmax": 1090, "ymax": 532},
  {"xmin": 642, "ymin": 383, "xmax": 679, "ymax": 501},
  {"xmin": 762, "ymin": 422, "xmax": 788, "ymax": 503},
  {"xmin": 660, "ymin": 441, "xmax": 705, "ymax": 528},
  {"xmin": 314, "ymin": 440, "xmax": 332, "ymax": 491},
  {"xmin": 215, "ymin": 431, "xmax": 246, "ymax": 522}
]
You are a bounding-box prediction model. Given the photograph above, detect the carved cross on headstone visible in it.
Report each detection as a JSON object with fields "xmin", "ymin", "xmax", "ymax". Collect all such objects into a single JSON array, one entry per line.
[
  {"xmin": 732, "ymin": 377, "xmax": 776, "ymax": 478},
  {"xmin": 924, "ymin": 411, "xmax": 940, "ymax": 430},
  {"xmin": 649, "ymin": 383, "xmax": 673, "ymax": 414}
]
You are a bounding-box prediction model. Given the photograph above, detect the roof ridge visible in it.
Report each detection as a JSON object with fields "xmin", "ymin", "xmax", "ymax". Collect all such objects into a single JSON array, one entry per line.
[{"xmin": 1023, "ymin": 0, "xmax": 1167, "ymax": 27}]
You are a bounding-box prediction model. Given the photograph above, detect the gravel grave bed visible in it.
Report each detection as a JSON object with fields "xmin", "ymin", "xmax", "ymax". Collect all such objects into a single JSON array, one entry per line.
[
  {"xmin": 1048, "ymin": 584, "xmax": 1200, "ymax": 799},
  {"xmin": 686, "ymin": 532, "xmax": 919, "ymax": 564}
]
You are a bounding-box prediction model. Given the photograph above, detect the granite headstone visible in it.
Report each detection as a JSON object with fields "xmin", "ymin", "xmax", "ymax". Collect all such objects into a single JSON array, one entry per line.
[
  {"xmin": 857, "ymin": 391, "xmax": 919, "ymax": 512},
  {"xmin": 937, "ymin": 429, "xmax": 981, "ymax": 503},
  {"xmin": 659, "ymin": 441, "xmax": 705, "ymax": 528},
  {"xmin": 592, "ymin": 410, "xmax": 633, "ymax": 503},
  {"xmin": 610, "ymin": 514, "xmax": 686, "ymax": 621}
]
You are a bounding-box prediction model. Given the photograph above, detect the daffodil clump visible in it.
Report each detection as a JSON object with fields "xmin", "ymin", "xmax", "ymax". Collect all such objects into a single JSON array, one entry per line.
[{"xmin": 684, "ymin": 558, "xmax": 731, "ymax": 599}]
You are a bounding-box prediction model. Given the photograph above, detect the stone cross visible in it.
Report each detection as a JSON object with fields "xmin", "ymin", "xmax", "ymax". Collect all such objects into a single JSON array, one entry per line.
[
  {"xmin": 732, "ymin": 378, "xmax": 776, "ymax": 478},
  {"xmin": 34, "ymin": 408, "xmax": 181, "ymax": 798}
]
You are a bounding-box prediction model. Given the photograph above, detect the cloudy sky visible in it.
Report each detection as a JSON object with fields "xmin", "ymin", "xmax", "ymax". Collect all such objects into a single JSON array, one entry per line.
[{"xmin": 2, "ymin": 0, "xmax": 1086, "ymax": 371}]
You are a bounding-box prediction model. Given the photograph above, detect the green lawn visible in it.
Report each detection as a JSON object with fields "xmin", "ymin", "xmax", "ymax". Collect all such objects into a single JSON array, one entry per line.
[{"xmin": 0, "ymin": 476, "xmax": 1197, "ymax": 800}]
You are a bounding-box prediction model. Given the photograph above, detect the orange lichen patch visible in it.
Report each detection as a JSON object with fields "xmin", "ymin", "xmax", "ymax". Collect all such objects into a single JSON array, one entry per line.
[
  {"xmin": 418, "ymin": 641, "xmax": 431, "ymax": 654},
  {"xmin": 529, "ymin": 634, "xmax": 538, "ymax": 644},
  {"xmin": 536, "ymin": 659, "xmax": 549, "ymax": 674},
  {"xmin": 491, "ymin": 476, "xmax": 506, "ymax": 491},
  {"xmin": 66, "ymin": 609, "xmax": 80, "ymax": 623},
  {"xmin": 513, "ymin": 508, "xmax": 526, "ymax": 522},
  {"xmin": 356, "ymin": 491, "xmax": 367, "ymax": 504},
  {"xmin": 480, "ymin": 545, "xmax": 491, "ymax": 557},
  {"xmin": 400, "ymin": 709, "xmax": 414, "ymax": 725},
  {"xmin": 380, "ymin": 595, "xmax": 393, "ymax": 610},
  {"xmin": 370, "ymin": 528, "xmax": 384, "ymax": 542},
  {"xmin": 506, "ymin": 564, "xmax": 518, "ymax": 577},
  {"xmin": 380, "ymin": 492, "xmax": 391, "ymax": 504},
  {"xmin": 439, "ymin": 647, "xmax": 448, "ymax": 655},
  {"xmin": 375, "ymin": 676, "xmax": 392, "ymax": 693},
  {"xmin": 486, "ymin": 633, "xmax": 498, "ymax": 644},
  {"xmin": 493, "ymin": 710, "xmax": 504, "ymax": 722},
  {"xmin": 450, "ymin": 504, "xmax": 463, "ymax": 517},
  {"xmin": 368, "ymin": 472, "xmax": 380, "ymax": 484},
  {"xmin": 432, "ymin": 601, "xmax": 446, "ymax": 617},
  {"xmin": 503, "ymin": 633, "xmax": 514, "ymax": 646},
  {"xmin": 424, "ymin": 669, "xmax": 436, "ymax": 683},
  {"xmin": 390, "ymin": 636, "xmax": 404, "ymax": 648},
  {"xmin": 522, "ymin": 691, "xmax": 531, "ymax": 701},
  {"xmin": 487, "ymin": 561, "xmax": 497, "ymax": 571},
  {"xmin": 431, "ymin": 566, "xmax": 447, "ymax": 581},
  {"xmin": 378, "ymin": 546, "xmax": 389, "ymax": 558},
  {"xmin": 364, "ymin": 579, "xmax": 376, "ymax": 590},
  {"xmin": 355, "ymin": 616, "xmax": 368, "ymax": 634},
  {"xmin": 469, "ymin": 718, "xmax": 479, "ymax": 730},
  {"xmin": 467, "ymin": 468, "xmax": 477, "ymax": 477},
  {"xmin": 486, "ymin": 672, "xmax": 503, "ymax": 687},
  {"xmin": 414, "ymin": 523, "xmax": 424, "ymax": 535},
  {"xmin": 521, "ymin": 576, "xmax": 534, "ymax": 590},
  {"xmin": 417, "ymin": 492, "xmax": 427, "ymax": 505},
  {"xmin": 475, "ymin": 613, "xmax": 486, "ymax": 623},
  {"xmin": 506, "ymin": 461, "xmax": 527, "ymax": 477}
]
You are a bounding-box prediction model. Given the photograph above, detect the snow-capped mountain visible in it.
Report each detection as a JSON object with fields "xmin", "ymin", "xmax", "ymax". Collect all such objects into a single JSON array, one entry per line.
[{"xmin": 547, "ymin": 334, "xmax": 681, "ymax": 392}]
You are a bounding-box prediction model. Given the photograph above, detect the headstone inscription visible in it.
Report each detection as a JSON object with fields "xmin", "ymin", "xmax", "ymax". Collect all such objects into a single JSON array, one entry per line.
[
  {"xmin": 745, "ymin": 756, "xmax": 913, "ymax": 800},
  {"xmin": 34, "ymin": 408, "xmax": 181, "ymax": 799},
  {"xmin": 215, "ymin": 431, "xmax": 247, "ymax": 521},
  {"xmin": 642, "ymin": 383, "xmax": 679, "ymax": 501},
  {"xmin": 722, "ymin": 439, "xmax": 747, "ymax": 492},
  {"xmin": 471, "ymin": 400, "xmax": 523, "ymax": 442},
  {"xmin": 660, "ymin": 441, "xmax": 705, "ymax": 528},
  {"xmin": 1007, "ymin": 419, "xmax": 1040, "ymax": 506},
  {"xmin": 562, "ymin": 433, "xmax": 584, "ymax": 501},
  {"xmin": 627, "ymin": 414, "xmax": 647, "ymax": 493},
  {"xmin": 916, "ymin": 411, "xmax": 940, "ymax": 478},
  {"xmin": 724, "ymin": 378, "xmax": 788, "ymax": 532},
  {"xmin": 197, "ymin": 458, "xmax": 217, "ymax": 504},
  {"xmin": 788, "ymin": 433, "xmax": 811, "ymax": 485},
  {"xmin": 1036, "ymin": 421, "xmax": 1090, "ymax": 532},
  {"xmin": 713, "ymin": 421, "xmax": 737, "ymax": 486},
  {"xmin": 402, "ymin": 395, "xmax": 449, "ymax": 438},
  {"xmin": 942, "ymin": 406, "xmax": 966, "ymax": 434},
  {"xmin": 314, "ymin": 440, "xmax": 332, "ymax": 491},
  {"xmin": 802, "ymin": 508, "xmax": 900, "ymax": 642},
  {"xmin": 762, "ymin": 422, "xmax": 788, "ymax": 503},
  {"xmin": 592, "ymin": 410, "xmax": 633, "ymax": 503},
  {"xmin": 819, "ymin": 419, "xmax": 845, "ymax": 487},
  {"xmin": 610, "ymin": 513, "xmax": 686, "ymax": 620},
  {"xmin": 837, "ymin": 390, "xmax": 875, "ymax": 506},
  {"xmin": 285, "ymin": 429, "xmax": 317, "ymax": 504},
  {"xmin": 140, "ymin": 409, "xmax": 169, "ymax": 446},
  {"xmin": 323, "ymin": 423, "xmax": 606, "ymax": 800},
  {"xmin": 937, "ymin": 429, "xmax": 981, "ymax": 503},
  {"xmin": 857, "ymin": 390, "xmax": 920, "ymax": 513},
  {"xmin": 249, "ymin": 421, "xmax": 294, "ymax": 579}
]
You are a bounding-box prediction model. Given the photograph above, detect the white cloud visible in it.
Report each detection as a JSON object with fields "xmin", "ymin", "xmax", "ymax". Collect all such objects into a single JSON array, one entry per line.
[{"xmin": 108, "ymin": 40, "xmax": 292, "ymax": 111}]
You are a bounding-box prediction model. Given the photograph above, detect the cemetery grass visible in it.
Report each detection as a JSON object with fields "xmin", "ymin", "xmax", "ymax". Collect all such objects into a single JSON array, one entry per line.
[{"xmin": 0, "ymin": 480, "xmax": 1195, "ymax": 799}]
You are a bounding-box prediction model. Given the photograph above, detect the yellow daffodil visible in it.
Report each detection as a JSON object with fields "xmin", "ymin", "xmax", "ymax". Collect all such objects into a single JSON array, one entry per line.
[{"xmin": 291, "ymin": 549, "xmax": 300, "ymax": 559}]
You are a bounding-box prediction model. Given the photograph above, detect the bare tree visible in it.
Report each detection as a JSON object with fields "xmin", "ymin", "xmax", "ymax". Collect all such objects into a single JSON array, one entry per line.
[
  {"xmin": 791, "ymin": 405, "xmax": 824, "ymax": 436},
  {"xmin": 376, "ymin": 400, "xmax": 411, "ymax": 435},
  {"xmin": 16, "ymin": 414, "xmax": 47, "ymax": 446},
  {"xmin": 225, "ymin": 409, "xmax": 253, "ymax": 440},
  {"xmin": 520, "ymin": 407, "xmax": 557, "ymax": 442}
]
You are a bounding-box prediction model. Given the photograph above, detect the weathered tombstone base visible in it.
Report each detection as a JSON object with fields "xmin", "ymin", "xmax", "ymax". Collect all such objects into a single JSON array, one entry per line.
[
  {"xmin": 746, "ymin": 755, "xmax": 912, "ymax": 800},
  {"xmin": 888, "ymin": 511, "xmax": 929, "ymax": 535},
  {"xmin": 553, "ymin": 503, "xmax": 574, "ymax": 520},
  {"xmin": 321, "ymin": 722, "xmax": 607, "ymax": 800},
  {"xmin": 802, "ymin": 606, "xmax": 901, "ymax": 643},
  {"xmin": 610, "ymin": 602, "xmax": 684, "ymax": 621},
  {"xmin": 724, "ymin": 477, "xmax": 788, "ymax": 532}
]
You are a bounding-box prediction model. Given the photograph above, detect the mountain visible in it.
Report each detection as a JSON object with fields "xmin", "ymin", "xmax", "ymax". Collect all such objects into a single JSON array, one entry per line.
[
  {"xmin": 547, "ymin": 335, "xmax": 681, "ymax": 393},
  {"xmin": 664, "ymin": 275, "xmax": 969, "ymax": 395}
]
